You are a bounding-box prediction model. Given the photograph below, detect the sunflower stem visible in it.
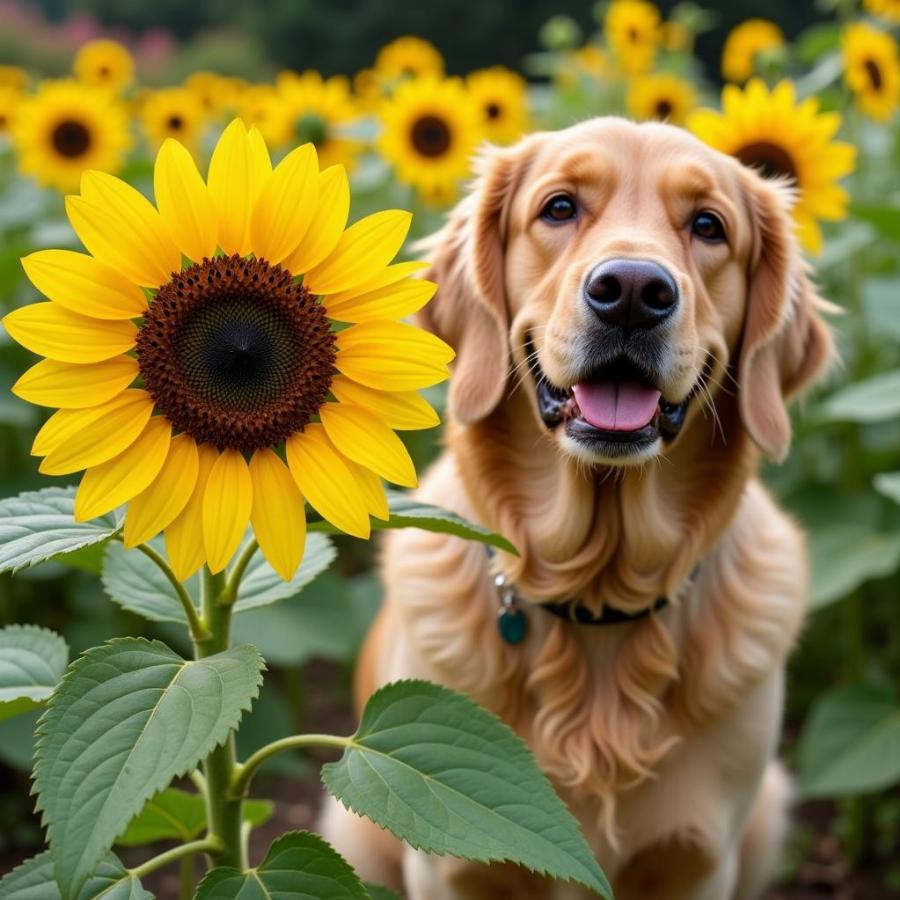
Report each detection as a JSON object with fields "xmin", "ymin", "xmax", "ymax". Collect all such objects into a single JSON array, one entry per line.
[{"xmin": 221, "ymin": 539, "xmax": 259, "ymax": 606}]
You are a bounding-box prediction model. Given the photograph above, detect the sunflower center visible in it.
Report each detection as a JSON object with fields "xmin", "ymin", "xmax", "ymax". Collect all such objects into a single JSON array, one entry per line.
[
  {"xmin": 411, "ymin": 114, "xmax": 452, "ymax": 158},
  {"xmin": 654, "ymin": 99, "xmax": 673, "ymax": 119},
  {"xmin": 167, "ymin": 114, "xmax": 184, "ymax": 131},
  {"xmin": 864, "ymin": 58, "xmax": 884, "ymax": 91},
  {"xmin": 137, "ymin": 255, "xmax": 336, "ymax": 453},
  {"xmin": 735, "ymin": 141, "xmax": 797, "ymax": 182},
  {"xmin": 51, "ymin": 120, "xmax": 91, "ymax": 158},
  {"xmin": 485, "ymin": 102, "xmax": 502, "ymax": 120},
  {"xmin": 294, "ymin": 112, "xmax": 329, "ymax": 147}
]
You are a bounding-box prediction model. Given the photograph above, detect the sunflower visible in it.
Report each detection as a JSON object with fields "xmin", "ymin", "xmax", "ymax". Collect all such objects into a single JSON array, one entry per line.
[
  {"xmin": 374, "ymin": 36, "xmax": 444, "ymax": 86},
  {"xmin": 353, "ymin": 68, "xmax": 384, "ymax": 112},
  {"xmin": 4, "ymin": 120, "xmax": 451, "ymax": 582},
  {"xmin": 604, "ymin": 0, "xmax": 661, "ymax": 77},
  {"xmin": 466, "ymin": 67, "xmax": 529, "ymax": 145},
  {"xmin": 140, "ymin": 87, "xmax": 208, "ymax": 153},
  {"xmin": 721, "ymin": 19, "xmax": 784, "ymax": 83},
  {"xmin": 627, "ymin": 73, "xmax": 696, "ymax": 125},
  {"xmin": 73, "ymin": 39, "xmax": 134, "ymax": 93},
  {"xmin": 184, "ymin": 71, "xmax": 238, "ymax": 118},
  {"xmin": 257, "ymin": 71, "xmax": 364, "ymax": 171},
  {"xmin": 378, "ymin": 77, "xmax": 482, "ymax": 205},
  {"xmin": 11, "ymin": 80, "xmax": 132, "ymax": 191},
  {"xmin": 864, "ymin": 0, "xmax": 900, "ymax": 23},
  {"xmin": 0, "ymin": 85, "xmax": 21, "ymax": 135},
  {"xmin": 0, "ymin": 66, "xmax": 28, "ymax": 91},
  {"xmin": 842, "ymin": 23, "xmax": 900, "ymax": 122},
  {"xmin": 688, "ymin": 79, "xmax": 856, "ymax": 254}
]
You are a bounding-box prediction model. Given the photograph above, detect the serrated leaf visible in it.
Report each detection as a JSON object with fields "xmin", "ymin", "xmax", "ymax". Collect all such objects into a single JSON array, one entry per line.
[
  {"xmin": 799, "ymin": 682, "xmax": 900, "ymax": 797},
  {"xmin": 34, "ymin": 638, "xmax": 265, "ymax": 900},
  {"xmin": 117, "ymin": 786, "xmax": 273, "ymax": 847},
  {"xmin": 0, "ymin": 850, "xmax": 152, "ymax": 900},
  {"xmin": 322, "ymin": 680, "xmax": 610, "ymax": 897},
  {"xmin": 194, "ymin": 831, "xmax": 368, "ymax": 900},
  {"xmin": 365, "ymin": 885, "xmax": 403, "ymax": 900},
  {"xmin": 0, "ymin": 625, "xmax": 68, "ymax": 721},
  {"xmin": 309, "ymin": 492, "xmax": 518, "ymax": 555},
  {"xmin": 0, "ymin": 487, "xmax": 119, "ymax": 574},
  {"xmin": 816, "ymin": 369, "xmax": 900, "ymax": 424}
]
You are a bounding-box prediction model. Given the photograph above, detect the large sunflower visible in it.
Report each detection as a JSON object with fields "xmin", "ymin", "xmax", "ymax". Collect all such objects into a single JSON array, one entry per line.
[
  {"xmin": 11, "ymin": 80, "xmax": 132, "ymax": 191},
  {"xmin": 842, "ymin": 22, "xmax": 900, "ymax": 122},
  {"xmin": 627, "ymin": 73, "xmax": 696, "ymax": 125},
  {"xmin": 379, "ymin": 77, "xmax": 482, "ymax": 204},
  {"xmin": 0, "ymin": 66, "xmax": 28, "ymax": 91},
  {"xmin": 374, "ymin": 36, "xmax": 444, "ymax": 86},
  {"xmin": 721, "ymin": 19, "xmax": 784, "ymax": 84},
  {"xmin": 864, "ymin": 0, "xmax": 900, "ymax": 23},
  {"xmin": 4, "ymin": 120, "xmax": 452, "ymax": 581},
  {"xmin": 73, "ymin": 39, "xmax": 135, "ymax": 93},
  {"xmin": 0, "ymin": 85, "xmax": 21, "ymax": 135},
  {"xmin": 466, "ymin": 67, "xmax": 529, "ymax": 145},
  {"xmin": 604, "ymin": 0, "xmax": 661, "ymax": 77},
  {"xmin": 140, "ymin": 87, "xmax": 208, "ymax": 154},
  {"xmin": 257, "ymin": 71, "xmax": 364, "ymax": 171},
  {"xmin": 688, "ymin": 79, "xmax": 856, "ymax": 254}
]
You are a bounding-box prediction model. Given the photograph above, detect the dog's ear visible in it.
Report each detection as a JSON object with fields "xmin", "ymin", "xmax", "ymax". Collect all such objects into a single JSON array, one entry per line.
[
  {"xmin": 736, "ymin": 170, "xmax": 835, "ymax": 462},
  {"xmin": 417, "ymin": 142, "xmax": 529, "ymax": 423}
]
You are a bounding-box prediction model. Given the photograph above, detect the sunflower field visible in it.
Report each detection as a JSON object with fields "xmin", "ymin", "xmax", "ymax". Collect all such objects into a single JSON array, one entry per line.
[{"xmin": 0, "ymin": 0, "xmax": 899, "ymax": 897}]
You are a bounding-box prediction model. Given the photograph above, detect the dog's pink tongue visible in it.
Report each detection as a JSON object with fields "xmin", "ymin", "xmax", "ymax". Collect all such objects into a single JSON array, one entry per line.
[{"xmin": 572, "ymin": 381, "xmax": 661, "ymax": 431}]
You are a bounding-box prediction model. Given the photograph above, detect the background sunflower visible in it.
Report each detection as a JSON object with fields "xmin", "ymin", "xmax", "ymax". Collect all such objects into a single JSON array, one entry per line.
[
  {"xmin": 72, "ymin": 39, "xmax": 135, "ymax": 93},
  {"xmin": 842, "ymin": 22, "xmax": 900, "ymax": 122},
  {"xmin": 466, "ymin": 66, "xmax": 529, "ymax": 144},
  {"xmin": 603, "ymin": 0, "xmax": 661, "ymax": 77},
  {"xmin": 627, "ymin": 73, "xmax": 696, "ymax": 125},
  {"xmin": 139, "ymin": 86, "xmax": 209, "ymax": 153},
  {"xmin": 720, "ymin": 19, "xmax": 784, "ymax": 83}
]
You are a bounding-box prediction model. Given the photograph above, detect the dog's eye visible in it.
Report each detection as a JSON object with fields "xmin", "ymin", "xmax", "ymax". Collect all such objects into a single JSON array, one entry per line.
[
  {"xmin": 691, "ymin": 211, "xmax": 726, "ymax": 243},
  {"xmin": 541, "ymin": 194, "xmax": 577, "ymax": 223}
]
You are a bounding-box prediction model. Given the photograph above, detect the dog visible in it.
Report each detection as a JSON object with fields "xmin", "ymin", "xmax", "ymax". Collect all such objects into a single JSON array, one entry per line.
[{"xmin": 319, "ymin": 117, "xmax": 834, "ymax": 899}]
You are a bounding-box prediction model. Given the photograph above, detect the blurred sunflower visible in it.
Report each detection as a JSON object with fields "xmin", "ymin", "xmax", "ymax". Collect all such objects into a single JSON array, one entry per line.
[
  {"xmin": 4, "ymin": 121, "xmax": 451, "ymax": 580},
  {"xmin": 661, "ymin": 19, "xmax": 691, "ymax": 53},
  {"xmin": 842, "ymin": 23, "xmax": 899, "ymax": 122},
  {"xmin": 353, "ymin": 68, "xmax": 384, "ymax": 112},
  {"xmin": 864, "ymin": 0, "xmax": 900, "ymax": 23},
  {"xmin": 12, "ymin": 80, "xmax": 132, "ymax": 191},
  {"xmin": 627, "ymin": 73, "xmax": 696, "ymax": 125},
  {"xmin": 555, "ymin": 45, "xmax": 609, "ymax": 90},
  {"xmin": 140, "ymin": 87, "xmax": 207, "ymax": 153},
  {"xmin": 379, "ymin": 77, "xmax": 482, "ymax": 204},
  {"xmin": 721, "ymin": 19, "xmax": 784, "ymax": 83},
  {"xmin": 73, "ymin": 39, "xmax": 134, "ymax": 93},
  {"xmin": 0, "ymin": 65, "xmax": 27, "ymax": 91},
  {"xmin": 259, "ymin": 70, "xmax": 364, "ymax": 171},
  {"xmin": 466, "ymin": 67, "xmax": 529, "ymax": 145},
  {"xmin": 0, "ymin": 85, "xmax": 21, "ymax": 135},
  {"xmin": 184, "ymin": 71, "xmax": 235, "ymax": 118},
  {"xmin": 375, "ymin": 36, "xmax": 444, "ymax": 85},
  {"xmin": 689, "ymin": 79, "xmax": 856, "ymax": 253},
  {"xmin": 235, "ymin": 83, "xmax": 277, "ymax": 130},
  {"xmin": 604, "ymin": 0, "xmax": 661, "ymax": 77}
]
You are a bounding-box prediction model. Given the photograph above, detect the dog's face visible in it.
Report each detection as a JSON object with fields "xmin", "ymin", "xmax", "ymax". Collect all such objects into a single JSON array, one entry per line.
[{"xmin": 422, "ymin": 118, "xmax": 832, "ymax": 466}]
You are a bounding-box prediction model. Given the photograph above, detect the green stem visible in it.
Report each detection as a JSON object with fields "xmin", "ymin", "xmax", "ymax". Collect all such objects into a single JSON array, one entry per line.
[
  {"xmin": 135, "ymin": 542, "xmax": 209, "ymax": 641},
  {"xmin": 129, "ymin": 838, "xmax": 220, "ymax": 880},
  {"xmin": 221, "ymin": 539, "xmax": 259, "ymax": 606},
  {"xmin": 231, "ymin": 733, "xmax": 351, "ymax": 798},
  {"xmin": 178, "ymin": 854, "xmax": 194, "ymax": 900}
]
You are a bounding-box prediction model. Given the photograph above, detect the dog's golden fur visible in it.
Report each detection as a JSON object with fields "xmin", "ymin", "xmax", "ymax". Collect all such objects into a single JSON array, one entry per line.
[{"xmin": 320, "ymin": 118, "xmax": 834, "ymax": 899}]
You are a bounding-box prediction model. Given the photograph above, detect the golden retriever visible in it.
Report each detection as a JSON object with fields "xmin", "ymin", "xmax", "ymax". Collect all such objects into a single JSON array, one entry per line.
[{"xmin": 319, "ymin": 117, "xmax": 834, "ymax": 899}]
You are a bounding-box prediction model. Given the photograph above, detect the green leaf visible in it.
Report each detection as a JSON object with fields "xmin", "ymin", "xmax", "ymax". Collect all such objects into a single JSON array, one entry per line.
[
  {"xmin": 309, "ymin": 492, "xmax": 518, "ymax": 555},
  {"xmin": 365, "ymin": 886, "xmax": 403, "ymax": 900},
  {"xmin": 34, "ymin": 637, "xmax": 265, "ymax": 900},
  {"xmin": 0, "ymin": 625, "xmax": 68, "ymax": 721},
  {"xmin": 117, "ymin": 786, "xmax": 273, "ymax": 847},
  {"xmin": 809, "ymin": 523, "xmax": 900, "ymax": 609},
  {"xmin": 874, "ymin": 471, "xmax": 900, "ymax": 505},
  {"xmin": 322, "ymin": 680, "xmax": 611, "ymax": 897},
  {"xmin": 0, "ymin": 487, "xmax": 119, "ymax": 574},
  {"xmin": 850, "ymin": 204, "xmax": 900, "ymax": 242},
  {"xmin": 194, "ymin": 831, "xmax": 368, "ymax": 900},
  {"xmin": 0, "ymin": 850, "xmax": 152, "ymax": 900},
  {"xmin": 816, "ymin": 369, "xmax": 900, "ymax": 424},
  {"xmin": 799, "ymin": 682, "xmax": 900, "ymax": 797},
  {"xmin": 863, "ymin": 278, "xmax": 900, "ymax": 341}
]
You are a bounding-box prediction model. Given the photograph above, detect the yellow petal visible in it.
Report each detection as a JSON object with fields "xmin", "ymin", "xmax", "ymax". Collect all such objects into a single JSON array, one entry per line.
[
  {"xmin": 123, "ymin": 434, "xmax": 200, "ymax": 547},
  {"xmin": 335, "ymin": 321, "xmax": 453, "ymax": 391},
  {"xmin": 285, "ymin": 424, "xmax": 371, "ymax": 538},
  {"xmin": 320, "ymin": 403, "xmax": 416, "ymax": 487},
  {"xmin": 39, "ymin": 390, "xmax": 155, "ymax": 475},
  {"xmin": 283, "ymin": 165, "xmax": 350, "ymax": 275},
  {"xmin": 249, "ymin": 448, "xmax": 306, "ymax": 580},
  {"xmin": 202, "ymin": 448, "xmax": 253, "ymax": 574},
  {"xmin": 325, "ymin": 277, "xmax": 437, "ymax": 323},
  {"xmin": 323, "ymin": 260, "xmax": 428, "ymax": 307},
  {"xmin": 154, "ymin": 139, "xmax": 218, "ymax": 263},
  {"xmin": 247, "ymin": 126, "xmax": 273, "ymax": 189},
  {"xmin": 340, "ymin": 452, "xmax": 389, "ymax": 520},
  {"xmin": 74, "ymin": 417, "xmax": 171, "ymax": 521},
  {"xmin": 250, "ymin": 143, "xmax": 319, "ymax": 265},
  {"xmin": 165, "ymin": 443, "xmax": 219, "ymax": 581},
  {"xmin": 330, "ymin": 375, "xmax": 439, "ymax": 430},
  {"xmin": 3, "ymin": 302, "xmax": 136, "ymax": 364},
  {"xmin": 71, "ymin": 172, "xmax": 181, "ymax": 288},
  {"xmin": 304, "ymin": 210, "xmax": 412, "ymax": 295},
  {"xmin": 21, "ymin": 250, "xmax": 146, "ymax": 320},
  {"xmin": 12, "ymin": 356, "xmax": 138, "ymax": 409},
  {"xmin": 30, "ymin": 390, "xmax": 150, "ymax": 456}
]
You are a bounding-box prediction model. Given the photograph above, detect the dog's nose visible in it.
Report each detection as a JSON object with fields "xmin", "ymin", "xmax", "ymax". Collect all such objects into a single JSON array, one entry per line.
[{"xmin": 584, "ymin": 259, "xmax": 678, "ymax": 329}]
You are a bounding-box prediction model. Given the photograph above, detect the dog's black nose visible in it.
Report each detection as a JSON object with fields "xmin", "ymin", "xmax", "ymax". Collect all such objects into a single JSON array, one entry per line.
[{"xmin": 584, "ymin": 259, "xmax": 678, "ymax": 329}]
